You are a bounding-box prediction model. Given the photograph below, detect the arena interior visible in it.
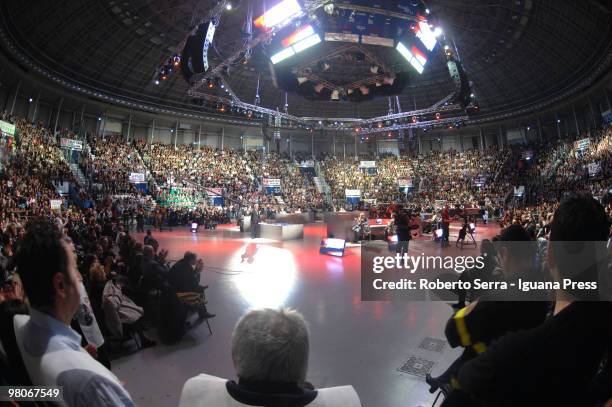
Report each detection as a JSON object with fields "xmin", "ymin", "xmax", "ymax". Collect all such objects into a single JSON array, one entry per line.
[{"xmin": 0, "ymin": 0, "xmax": 611, "ymax": 406}]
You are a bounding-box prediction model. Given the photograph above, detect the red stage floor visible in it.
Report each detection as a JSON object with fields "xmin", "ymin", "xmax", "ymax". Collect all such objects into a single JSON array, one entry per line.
[{"xmin": 112, "ymin": 221, "xmax": 501, "ymax": 407}]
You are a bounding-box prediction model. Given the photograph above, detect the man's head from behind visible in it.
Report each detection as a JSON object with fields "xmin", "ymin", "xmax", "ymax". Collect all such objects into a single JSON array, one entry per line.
[
  {"xmin": 496, "ymin": 224, "xmax": 533, "ymax": 277},
  {"xmin": 548, "ymin": 194, "xmax": 609, "ymax": 300},
  {"xmin": 16, "ymin": 219, "xmax": 80, "ymax": 323},
  {"xmin": 231, "ymin": 308, "xmax": 309, "ymax": 384},
  {"xmin": 183, "ymin": 251, "xmax": 197, "ymax": 266}
]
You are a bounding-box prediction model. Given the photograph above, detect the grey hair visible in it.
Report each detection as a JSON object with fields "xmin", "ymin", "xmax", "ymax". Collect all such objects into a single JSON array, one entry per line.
[{"xmin": 231, "ymin": 308, "xmax": 309, "ymax": 383}]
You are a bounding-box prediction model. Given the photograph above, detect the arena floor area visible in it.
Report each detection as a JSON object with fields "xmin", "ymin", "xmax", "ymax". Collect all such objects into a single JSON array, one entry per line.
[{"xmin": 111, "ymin": 221, "xmax": 501, "ymax": 407}]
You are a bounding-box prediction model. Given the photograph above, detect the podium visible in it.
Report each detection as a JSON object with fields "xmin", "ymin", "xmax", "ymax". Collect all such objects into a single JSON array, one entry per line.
[{"xmin": 260, "ymin": 223, "xmax": 304, "ymax": 241}]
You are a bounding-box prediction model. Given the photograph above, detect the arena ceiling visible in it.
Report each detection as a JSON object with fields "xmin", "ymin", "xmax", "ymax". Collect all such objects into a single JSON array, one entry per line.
[{"xmin": 1, "ymin": 0, "xmax": 612, "ymax": 120}]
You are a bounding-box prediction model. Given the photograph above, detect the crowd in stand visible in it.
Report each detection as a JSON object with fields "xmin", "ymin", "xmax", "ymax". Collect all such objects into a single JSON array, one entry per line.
[{"xmin": 81, "ymin": 134, "xmax": 148, "ymax": 196}]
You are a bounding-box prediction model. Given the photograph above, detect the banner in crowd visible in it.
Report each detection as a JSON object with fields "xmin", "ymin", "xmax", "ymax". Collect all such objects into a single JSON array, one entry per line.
[
  {"xmin": 263, "ymin": 178, "xmax": 282, "ymax": 195},
  {"xmin": 601, "ymin": 109, "xmax": 612, "ymax": 124},
  {"xmin": 359, "ymin": 161, "xmax": 377, "ymax": 168},
  {"xmin": 263, "ymin": 178, "xmax": 281, "ymax": 187},
  {"xmin": 397, "ymin": 178, "xmax": 412, "ymax": 187},
  {"xmin": 474, "ymin": 177, "xmax": 486, "ymax": 187},
  {"xmin": 345, "ymin": 189, "xmax": 361, "ymax": 205},
  {"xmin": 0, "ymin": 120, "xmax": 16, "ymax": 136},
  {"xmin": 588, "ymin": 162, "xmax": 601, "ymax": 177},
  {"xmin": 128, "ymin": 172, "xmax": 146, "ymax": 183},
  {"xmin": 574, "ymin": 138, "xmax": 590, "ymax": 152},
  {"xmin": 207, "ymin": 187, "xmax": 223, "ymax": 196},
  {"xmin": 50, "ymin": 199, "xmax": 62, "ymax": 210},
  {"xmin": 60, "ymin": 138, "xmax": 83, "ymax": 151},
  {"xmin": 514, "ymin": 186, "xmax": 525, "ymax": 197}
]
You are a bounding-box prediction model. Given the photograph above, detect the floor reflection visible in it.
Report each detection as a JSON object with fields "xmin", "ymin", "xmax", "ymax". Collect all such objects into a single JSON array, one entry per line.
[{"xmin": 230, "ymin": 243, "xmax": 297, "ymax": 309}]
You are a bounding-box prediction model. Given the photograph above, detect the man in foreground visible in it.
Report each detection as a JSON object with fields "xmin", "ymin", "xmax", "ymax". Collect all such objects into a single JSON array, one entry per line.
[
  {"xmin": 13, "ymin": 219, "xmax": 134, "ymax": 406},
  {"xmin": 179, "ymin": 308, "xmax": 361, "ymax": 406}
]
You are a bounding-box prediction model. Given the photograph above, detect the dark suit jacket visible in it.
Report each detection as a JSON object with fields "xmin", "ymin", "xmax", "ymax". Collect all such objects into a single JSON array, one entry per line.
[{"xmin": 169, "ymin": 259, "xmax": 201, "ymax": 293}]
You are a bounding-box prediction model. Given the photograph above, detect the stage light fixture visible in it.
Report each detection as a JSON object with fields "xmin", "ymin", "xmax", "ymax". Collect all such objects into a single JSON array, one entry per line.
[
  {"xmin": 435, "ymin": 112, "xmax": 441, "ymax": 120},
  {"xmin": 313, "ymin": 83, "xmax": 325, "ymax": 93},
  {"xmin": 172, "ymin": 55, "xmax": 181, "ymax": 67},
  {"xmin": 154, "ymin": 79, "xmax": 160, "ymax": 85},
  {"xmin": 383, "ymin": 74, "xmax": 396, "ymax": 85},
  {"xmin": 254, "ymin": 0, "xmax": 302, "ymax": 31},
  {"xmin": 226, "ymin": 3, "xmax": 232, "ymax": 10}
]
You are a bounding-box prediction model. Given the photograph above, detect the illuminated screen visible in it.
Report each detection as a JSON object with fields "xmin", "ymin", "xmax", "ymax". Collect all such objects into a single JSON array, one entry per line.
[
  {"xmin": 282, "ymin": 25, "xmax": 315, "ymax": 47},
  {"xmin": 254, "ymin": 0, "xmax": 302, "ymax": 31},
  {"xmin": 413, "ymin": 21, "xmax": 438, "ymax": 51},
  {"xmin": 396, "ymin": 42, "xmax": 427, "ymax": 74},
  {"xmin": 271, "ymin": 24, "xmax": 321, "ymax": 64}
]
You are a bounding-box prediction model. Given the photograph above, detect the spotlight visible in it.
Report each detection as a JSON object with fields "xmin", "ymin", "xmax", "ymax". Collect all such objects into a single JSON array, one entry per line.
[
  {"xmin": 435, "ymin": 112, "xmax": 441, "ymax": 120},
  {"xmin": 207, "ymin": 80, "xmax": 214, "ymax": 89},
  {"xmin": 28, "ymin": 97, "xmax": 33, "ymax": 103},
  {"xmin": 412, "ymin": 116, "xmax": 418, "ymax": 123},
  {"xmin": 377, "ymin": 122, "xmax": 383, "ymax": 128},
  {"xmin": 172, "ymin": 55, "xmax": 181, "ymax": 67},
  {"xmin": 98, "ymin": 117, "xmax": 102, "ymax": 121},
  {"xmin": 527, "ymin": 126, "xmax": 530, "ymax": 130},
  {"xmin": 557, "ymin": 119, "xmax": 561, "ymax": 123},
  {"xmin": 225, "ymin": 3, "xmax": 232, "ymax": 10}
]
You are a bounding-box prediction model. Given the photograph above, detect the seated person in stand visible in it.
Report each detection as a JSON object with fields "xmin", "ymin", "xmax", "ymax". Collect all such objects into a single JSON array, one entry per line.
[
  {"xmin": 12, "ymin": 219, "xmax": 135, "ymax": 406},
  {"xmin": 168, "ymin": 252, "xmax": 215, "ymax": 319},
  {"xmin": 179, "ymin": 308, "xmax": 361, "ymax": 407}
]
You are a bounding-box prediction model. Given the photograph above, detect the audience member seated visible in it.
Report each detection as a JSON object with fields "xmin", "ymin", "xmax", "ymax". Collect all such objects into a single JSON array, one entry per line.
[
  {"xmin": 427, "ymin": 225, "xmax": 550, "ymax": 396},
  {"xmin": 168, "ymin": 251, "xmax": 215, "ymax": 319},
  {"xmin": 12, "ymin": 219, "xmax": 135, "ymax": 406},
  {"xmin": 102, "ymin": 276, "xmax": 156, "ymax": 349},
  {"xmin": 179, "ymin": 308, "xmax": 362, "ymax": 407}
]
